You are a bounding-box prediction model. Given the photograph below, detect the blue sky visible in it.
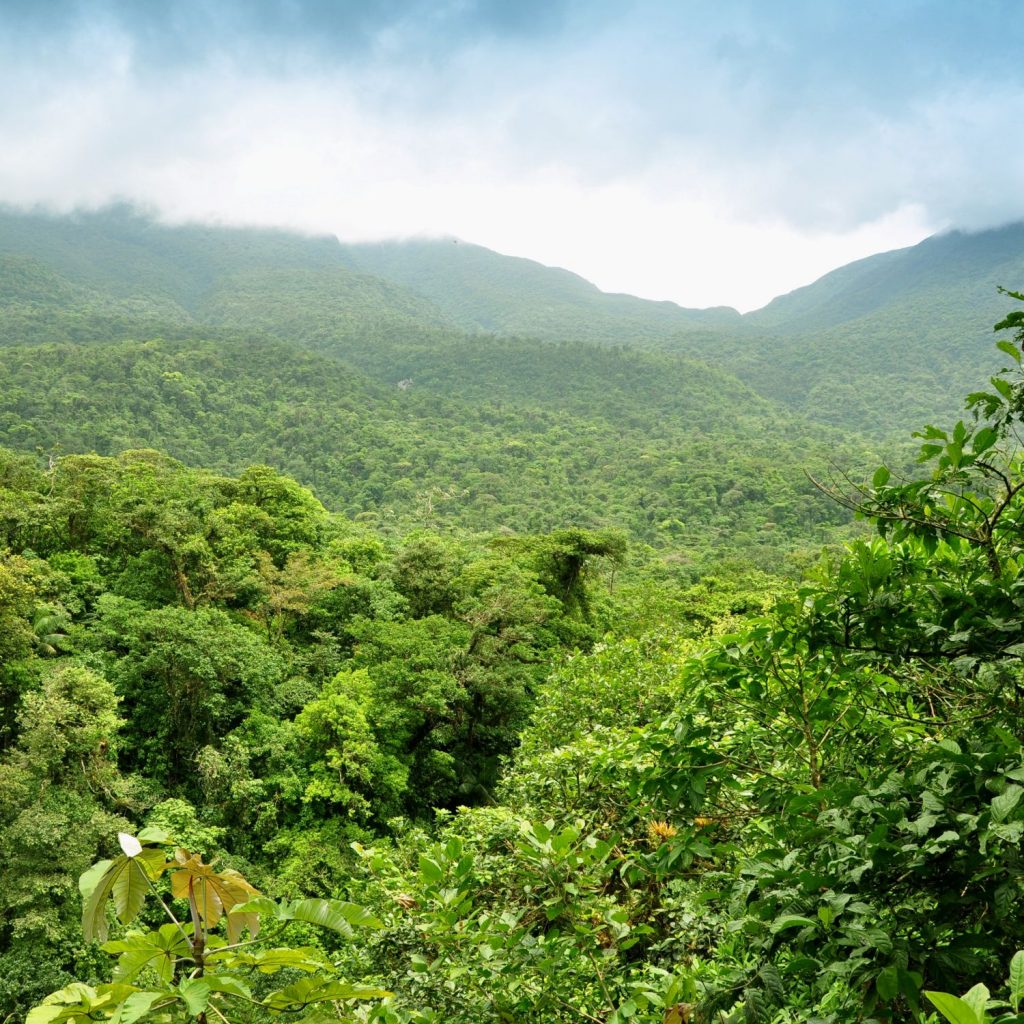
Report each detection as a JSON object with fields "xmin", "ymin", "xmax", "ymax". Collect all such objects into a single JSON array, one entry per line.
[{"xmin": 1, "ymin": 0, "xmax": 1022, "ymax": 309}]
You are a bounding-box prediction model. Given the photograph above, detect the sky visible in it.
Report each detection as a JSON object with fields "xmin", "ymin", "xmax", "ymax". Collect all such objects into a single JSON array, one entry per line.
[{"xmin": 1, "ymin": 0, "xmax": 1023, "ymax": 311}]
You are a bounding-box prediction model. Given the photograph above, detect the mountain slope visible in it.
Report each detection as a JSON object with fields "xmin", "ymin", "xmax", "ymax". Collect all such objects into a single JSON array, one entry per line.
[
  {"xmin": 747, "ymin": 224, "xmax": 1024, "ymax": 334},
  {"xmin": 0, "ymin": 205, "xmax": 450, "ymax": 326},
  {"xmin": 719, "ymin": 224, "xmax": 1024, "ymax": 433},
  {"xmin": 0, "ymin": 333, "xmax": 853, "ymax": 570},
  {"xmin": 339, "ymin": 237, "xmax": 741, "ymax": 345}
]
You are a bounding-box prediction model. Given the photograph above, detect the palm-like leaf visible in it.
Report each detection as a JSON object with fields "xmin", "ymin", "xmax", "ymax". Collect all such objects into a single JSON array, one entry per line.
[
  {"xmin": 168, "ymin": 850, "xmax": 260, "ymax": 941},
  {"xmin": 81, "ymin": 848, "xmax": 166, "ymax": 943}
]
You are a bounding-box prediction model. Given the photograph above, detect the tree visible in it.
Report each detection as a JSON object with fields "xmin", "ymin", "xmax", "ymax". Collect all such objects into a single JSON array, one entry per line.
[{"xmin": 811, "ymin": 288, "xmax": 1024, "ymax": 662}]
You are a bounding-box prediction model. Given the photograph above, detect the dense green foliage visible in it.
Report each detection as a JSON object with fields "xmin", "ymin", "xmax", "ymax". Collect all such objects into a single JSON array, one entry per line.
[
  {"xmin": 6, "ymin": 208, "xmax": 1024, "ymax": 1023},
  {"xmin": 0, "ymin": 207, "xmax": 868, "ymax": 570},
  {"xmin": 7, "ymin": 333, "xmax": 858, "ymax": 559}
]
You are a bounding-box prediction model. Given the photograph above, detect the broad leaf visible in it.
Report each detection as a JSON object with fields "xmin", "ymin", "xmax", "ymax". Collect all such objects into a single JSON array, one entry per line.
[
  {"xmin": 992, "ymin": 784, "xmax": 1022, "ymax": 823},
  {"xmin": 82, "ymin": 849, "xmax": 166, "ymax": 942},
  {"xmin": 203, "ymin": 975, "xmax": 253, "ymax": 1001},
  {"xmin": 926, "ymin": 991, "xmax": 984, "ymax": 1024},
  {"xmin": 168, "ymin": 851, "xmax": 259, "ymax": 938},
  {"xmin": 263, "ymin": 977, "xmax": 391, "ymax": 1011},
  {"xmin": 177, "ymin": 978, "xmax": 211, "ymax": 1017},
  {"xmin": 103, "ymin": 924, "xmax": 189, "ymax": 984},
  {"xmin": 769, "ymin": 914, "xmax": 816, "ymax": 934},
  {"xmin": 287, "ymin": 898, "xmax": 384, "ymax": 937},
  {"xmin": 222, "ymin": 946, "xmax": 331, "ymax": 974},
  {"xmin": 961, "ymin": 984, "xmax": 990, "ymax": 1023},
  {"xmin": 110, "ymin": 992, "xmax": 168, "ymax": 1024},
  {"xmin": 1010, "ymin": 950, "xmax": 1024, "ymax": 1011}
]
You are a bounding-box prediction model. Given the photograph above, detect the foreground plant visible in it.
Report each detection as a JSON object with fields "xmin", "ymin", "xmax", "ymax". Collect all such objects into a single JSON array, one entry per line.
[
  {"xmin": 926, "ymin": 950, "xmax": 1024, "ymax": 1024},
  {"xmin": 28, "ymin": 829, "xmax": 389, "ymax": 1024}
]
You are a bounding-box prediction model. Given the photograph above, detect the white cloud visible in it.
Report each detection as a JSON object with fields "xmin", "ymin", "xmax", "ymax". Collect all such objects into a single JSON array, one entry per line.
[{"xmin": 2, "ymin": 3, "xmax": 1020, "ymax": 309}]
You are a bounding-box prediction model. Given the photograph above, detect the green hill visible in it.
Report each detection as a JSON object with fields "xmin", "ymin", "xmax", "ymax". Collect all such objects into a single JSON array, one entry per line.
[
  {"xmin": 339, "ymin": 237, "xmax": 741, "ymax": 343},
  {"xmin": 14, "ymin": 204, "xmax": 1024, "ymax": 567},
  {"xmin": 0, "ymin": 333, "xmax": 853, "ymax": 571},
  {"xmin": 718, "ymin": 224, "xmax": 1024, "ymax": 433}
]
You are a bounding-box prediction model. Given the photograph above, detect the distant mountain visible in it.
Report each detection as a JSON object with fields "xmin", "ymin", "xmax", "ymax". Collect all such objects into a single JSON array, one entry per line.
[
  {"xmin": 339, "ymin": 237, "xmax": 740, "ymax": 345},
  {"xmin": 720, "ymin": 224, "xmax": 1024, "ymax": 434},
  {"xmin": 0, "ymin": 205, "xmax": 856, "ymax": 570},
  {"xmin": 338, "ymin": 224, "xmax": 1024, "ymax": 436},
  {"xmin": 0, "ymin": 203, "xmax": 347, "ymax": 309},
  {"xmin": 2, "ymin": 202, "xmax": 1022, "ymax": 445},
  {"xmin": 748, "ymin": 224, "xmax": 1024, "ymax": 334}
]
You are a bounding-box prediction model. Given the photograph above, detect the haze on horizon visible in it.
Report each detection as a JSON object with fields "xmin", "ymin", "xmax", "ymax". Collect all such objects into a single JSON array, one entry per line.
[{"xmin": 2, "ymin": 0, "xmax": 1023, "ymax": 311}]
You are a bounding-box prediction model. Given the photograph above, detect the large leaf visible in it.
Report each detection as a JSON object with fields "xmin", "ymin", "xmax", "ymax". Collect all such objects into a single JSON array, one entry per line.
[
  {"xmin": 287, "ymin": 898, "xmax": 384, "ymax": 938},
  {"xmin": 1010, "ymin": 950, "xmax": 1024, "ymax": 1011},
  {"xmin": 103, "ymin": 925, "xmax": 189, "ymax": 984},
  {"xmin": 925, "ymin": 991, "xmax": 984, "ymax": 1024},
  {"xmin": 176, "ymin": 978, "xmax": 211, "ymax": 1017},
  {"xmin": 203, "ymin": 975, "xmax": 253, "ymax": 1001},
  {"xmin": 82, "ymin": 849, "xmax": 167, "ymax": 943},
  {"xmin": 28, "ymin": 985, "xmax": 138, "ymax": 1024},
  {"xmin": 237, "ymin": 896, "xmax": 383, "ymax": 939},
  {"xmin": 263, "ymin": 977, "xmax": 391, "ymax": 1012},
  {"xmin": 109, "ymin": 992, "xmax": 169, "ymax": 1024},
  {"xmin": 219, "ymin": 946, "xmax": 331, "ymax": 974},
  {"xmin": 168, "ymin": 851, "xmax": 259, "ymax": 940},
  {"xmin": 769, "ymin": 914, "xmax": 816, "ymax": 934},
  {"xmin": 992, "ymin": 784, "xmax": 1023, "ymax": 824}
]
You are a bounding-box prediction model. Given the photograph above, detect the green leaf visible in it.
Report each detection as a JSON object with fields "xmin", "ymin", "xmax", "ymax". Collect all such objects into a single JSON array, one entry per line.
[
  {"xmin": 1008, "ymin": 951, "xmax": 1024, "ymax": 1012},
  {"xmin": 104, "ymin": 924, "xmax": 188, "ymax": 985},
  {"xmin": 177, "ymin": 978, "xmax": 211, "ymax": 1017},
  {"xmin": 876, "ymin": 967, "xmax": 899, "ymax": 1002},
  {"xmin": 992, "ymin": 785, "xmax": 1023, "ymax": 823},
  {"xmin": 79, "ymin": 859, "xmax": 114, "ymax": 900},
  {"xmin": 26, "ymin": 1007, "xmax": 66, "ymax": 1024},
  {"xmin": 972, "ymin": 427, "xmax": 998, "ymax": 454},
  {"xmin": 769, "ymin": 914, "xmax": 816, "ymax": 934},
  {"xmin": 288, "ymin": 898, "xmax": 384, "ymax": 935},
  {"xmin": 997, "ymin": 339, "xmax": 1022, "ymax": 364},
  {"xmin": 110, "ymin": 992, "xmax": 168, "ymax": 1024},
  {"xmin": 111, "ymin": 862, "xmax": 155, "ymax": 935},
  {"xmin": 232, "ymin": 895, "xmax": 278, "ymax": 918},
  {"xmin": 203, "ymin": 975, "xmax": 252, "ymax": 1001},
  {"xmin": 224, "ymin": 946, "xmax": 331, "ymax": 974},
  {"xmin": 83, "ymin": 854, "xmax": 163, "ymax": 943},
  {"xmin": 418, "ymin": 855, "xmax": 444, "ymax": 884},
  {"xmin": 872, "ymin": 466, "xmax": 891, "ymax": 489},
  {"xmin": 925, "ymin": 992, "xmax": 985, "ymax": 1024},
  {"xmin": 136, "ymin": 827, "xmax": 170, "ymax": 845},
  {"xmin": 962, "ymin": 984, "xmax": 990, "ymax": 1023},
  {"xmin": 263, "ymin": 977, "xmax": 391, "ymax": 1011}
]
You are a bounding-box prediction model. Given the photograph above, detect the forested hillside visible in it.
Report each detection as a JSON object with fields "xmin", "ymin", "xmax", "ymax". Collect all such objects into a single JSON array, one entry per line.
[
  {"xmin": 339, "ymin": 237, "xmax": 741, "ymax": 341},
  {"xmin": 3, "ymin": 205, "xmax": 1020, "ymax": 443},
  {"xmin": 716, "ymin": 225, "xmax": 1024, "ymax": 434},
  {"xmin": 4, "ymin": 207, "xmax": 1024, "ymax": 1024},
  {"xmin": 5, "ymin": 292, "xmax": 1024, "ymax": 1024},
  {"xmin": 0, "ymin": 334, "xmax": 853, "ymax": 568},
  {"xmin": 0, "ymin": 206, "xmax": 867, "ymax": 573}
]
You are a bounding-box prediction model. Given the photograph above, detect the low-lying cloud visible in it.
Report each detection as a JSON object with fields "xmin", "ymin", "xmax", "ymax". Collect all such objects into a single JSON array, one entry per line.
[{"xmin": 1, "ymin": 0, "xmax": 1021, "ymax": 308}]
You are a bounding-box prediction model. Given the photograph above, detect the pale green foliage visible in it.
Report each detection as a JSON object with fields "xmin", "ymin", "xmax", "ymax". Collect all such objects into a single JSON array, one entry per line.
[
  {"xmin": 15, "ymin": 667, "xmax": 123, "ymax": 784},
  {"xmin": 294, "ymin": 668, "xmax": 408, "ymax": 818}
]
